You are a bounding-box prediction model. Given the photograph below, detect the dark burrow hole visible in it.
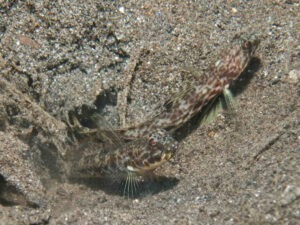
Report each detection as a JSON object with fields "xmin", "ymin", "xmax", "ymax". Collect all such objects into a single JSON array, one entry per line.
[
  {"xmin": 0, "ymin": 175, "xmax": 27, "ymax": 207},
  {"xmin": 68, "ymin": 88, "xmax": 119, "ymax": 129}
]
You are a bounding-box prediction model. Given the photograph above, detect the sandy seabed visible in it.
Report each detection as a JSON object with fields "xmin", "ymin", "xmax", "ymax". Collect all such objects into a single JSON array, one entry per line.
[{"xmin": 0, "ymin": 1, "xmax": 299, "ymax": 224}]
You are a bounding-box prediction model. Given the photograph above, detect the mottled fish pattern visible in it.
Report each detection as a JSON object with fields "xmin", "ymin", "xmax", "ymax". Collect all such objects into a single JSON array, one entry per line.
[
  {"xmin": 73, "ymin": 34, "xmax": 259, "ymax": 195},
  {"xmin": 75, "ymin": 129, "xmax": 178, "ymax": 180},
  {"xmin": 118, "ymin": 34, "xmax": 260, "ymax": 139}
]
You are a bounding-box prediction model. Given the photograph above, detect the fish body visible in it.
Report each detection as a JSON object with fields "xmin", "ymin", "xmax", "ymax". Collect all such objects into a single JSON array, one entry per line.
[
  {"xmin": 76, "ymin": 129, "xmax": 178, "ymax": 179},
  {"xmin": 119, "ymin": 35, "xmax": 260, "ymax": 139}
]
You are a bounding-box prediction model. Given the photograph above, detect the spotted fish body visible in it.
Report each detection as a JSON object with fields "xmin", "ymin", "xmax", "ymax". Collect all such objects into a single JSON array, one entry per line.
[
  {"xmin": 76, "ymin": 129, "xmax": 178, "ymax": 179},
  {"xmin": 119, "ymin": 35, "xmax": 260, "ymax": 139},
  {"xmin": 73, "ymin": 34, "xmax": 259, "ymax": 193}
]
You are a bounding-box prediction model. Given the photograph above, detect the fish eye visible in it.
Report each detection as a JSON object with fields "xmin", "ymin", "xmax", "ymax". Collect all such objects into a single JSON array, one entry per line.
[
  {"xmin": 148, "ymin": 137, "xmax": 157, "ymax": 146},
  {"xmin": 242, "ymin": 41, "xmax": 251, "ymax": 50}
]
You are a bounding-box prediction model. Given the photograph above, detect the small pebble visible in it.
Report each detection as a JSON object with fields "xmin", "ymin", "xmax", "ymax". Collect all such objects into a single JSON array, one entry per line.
[
  {"xmin": 280, "ymin": 185, "xmax": 300, "ymax": 206},
  {"xmin": 286, "ymin": 69, "xmax": 300, "ymax": 84}
]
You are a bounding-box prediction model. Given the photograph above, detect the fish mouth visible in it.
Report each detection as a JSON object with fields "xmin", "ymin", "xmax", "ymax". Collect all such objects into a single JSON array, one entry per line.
[
  {"xmin": 161, "ymin": 152, "xmax": 173, "ymax": 161},
  {"xmin": 127, "ymin": 152, "xmax": 174, "ymax": 174},
  {"xmin": 143, "ymin": 152, "xmax": 173, "ymax": 171},
  {"xmin": 249, "ymin": 38, "xmax": 260, "ymax": 55}
]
